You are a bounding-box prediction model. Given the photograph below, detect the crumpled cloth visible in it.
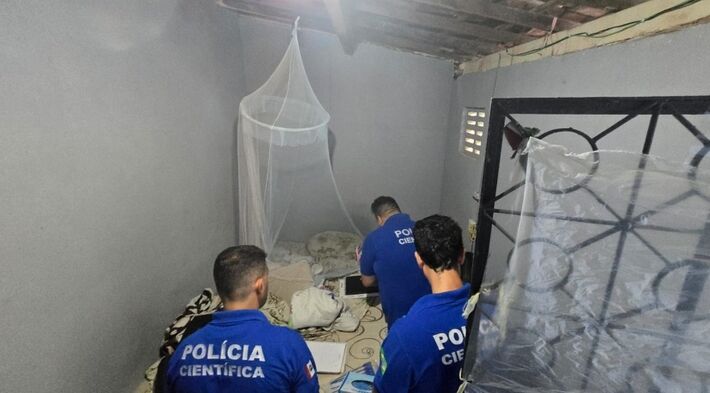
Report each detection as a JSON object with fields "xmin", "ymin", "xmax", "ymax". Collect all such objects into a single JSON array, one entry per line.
[
  {"xmin": 160, "ymin": 289, "xmax": 221, "ymax": 357},
  {"xmin": 290, "ymin": 287, "xmax": 359, "ymax": 332}
]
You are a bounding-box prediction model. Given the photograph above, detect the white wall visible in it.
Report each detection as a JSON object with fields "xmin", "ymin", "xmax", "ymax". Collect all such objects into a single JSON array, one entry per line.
[
  {"xmin": 9, "ymin": 2, "xmax": 703, "ymax": 390},
  {"xmin": 0, "ymin": 4, "xmax": 455, "ymax": 391},
  {"xmin": 0, "ymin": 1, "xmax": 246, "ymax": 391},
  {"xmin": 237, "ymin": 16, "xmax": 454, "ymax": 232}
]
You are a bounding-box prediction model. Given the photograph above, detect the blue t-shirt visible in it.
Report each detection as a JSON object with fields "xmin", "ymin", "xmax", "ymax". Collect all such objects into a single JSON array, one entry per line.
[
  {"xmin": 374, "ymin": 284, "xmax": 471, "ymax": 393},
  {"xmin": 360, "ymin": 213, "xmax": 431, "ymax": 327},
  {"xmin": 166, "ymin": 309, "xmax": 319, "ymax": 393}
]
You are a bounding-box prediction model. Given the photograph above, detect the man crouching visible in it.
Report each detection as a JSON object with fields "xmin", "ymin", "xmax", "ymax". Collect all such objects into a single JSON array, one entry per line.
[
  {"xmin": 374, "ymin": 215, "xmax": 470, "ymax": 393},
  {"xmin": 167, "ymin": 245, "xmax": 319, "ymax": 393}
]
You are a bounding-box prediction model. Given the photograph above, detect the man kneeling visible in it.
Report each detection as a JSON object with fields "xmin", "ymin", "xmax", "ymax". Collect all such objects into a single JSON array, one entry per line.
[
  {"xmin": 374, "ymin": 215, "xmax": 470, "ymax": 393},
  {"xmin": 167, "ymin": 245, "xmax": 319, "ymax": 393}
]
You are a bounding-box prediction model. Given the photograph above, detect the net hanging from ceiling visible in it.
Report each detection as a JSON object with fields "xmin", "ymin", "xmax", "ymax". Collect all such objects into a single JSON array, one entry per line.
[{"xmin": 237, "ymin": 19, "xmax": 361, "ymax": 275}]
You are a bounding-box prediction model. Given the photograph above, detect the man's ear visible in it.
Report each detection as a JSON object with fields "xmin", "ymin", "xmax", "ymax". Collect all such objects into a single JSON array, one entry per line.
[
  {"xmin": 254, "ymin": 275, "xmax": 266, "ymax": 295},
  {"xmin": 414, "ymin": 251, "xmax": 425, "ymax": 269},
  {"xmin": 458, "ymin": 250, "xmax": 465, "ymax": 265}
]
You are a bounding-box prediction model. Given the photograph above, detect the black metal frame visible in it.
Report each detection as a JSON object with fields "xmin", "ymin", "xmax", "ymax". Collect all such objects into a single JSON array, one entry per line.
[{"xmin": 463, "ymin": 95, "xmax": 710, "ymax": 389}]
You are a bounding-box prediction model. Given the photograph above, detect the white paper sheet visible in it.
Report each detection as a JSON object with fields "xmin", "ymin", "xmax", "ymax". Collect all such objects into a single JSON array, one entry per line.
[{"xmin": 306, "ymin": 341, "xmax": 346, "ymax": 374}]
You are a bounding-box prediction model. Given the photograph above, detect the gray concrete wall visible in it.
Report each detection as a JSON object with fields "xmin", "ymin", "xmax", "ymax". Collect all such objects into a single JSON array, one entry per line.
[
  {"xmin": 0, "ymin": 1, "xmax": 246, "ymax": 392},
  {"xmin": 441, "ymin": 23, "xmax": 710, "ymax": 231},
  {"xmin": 237, "ymin": 16, "xmax": 454, "ymax": 232}
]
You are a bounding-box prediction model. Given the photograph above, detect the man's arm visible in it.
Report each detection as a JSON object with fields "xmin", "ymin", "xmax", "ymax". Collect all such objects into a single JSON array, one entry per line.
[
  {"xmin": 373, "ymin": 331, "xmax": 415, "ymax": 393},
  {"xmin": 361, "ymin": 274, "xmax": 377, "ymax": 287},
  {"xmin": 359, "ymin": 236, "xmax": 378, "ymax": 288},
  {"xmin": 355, "ymin": 245, "xmax": 377, "ymax": 287}
]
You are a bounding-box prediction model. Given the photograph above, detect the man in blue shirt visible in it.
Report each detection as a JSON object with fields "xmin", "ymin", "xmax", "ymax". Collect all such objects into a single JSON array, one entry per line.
[
  {"xmin": 374, "ymin": 215, "xmax": 470, "ymax": 393},
  {"xmin": 166, "ymin": 245, "xmax": 319, "ymax": 393},
  {"xmin": 358, "ymin": 196, "xmax": 431, "ymax": 328}
]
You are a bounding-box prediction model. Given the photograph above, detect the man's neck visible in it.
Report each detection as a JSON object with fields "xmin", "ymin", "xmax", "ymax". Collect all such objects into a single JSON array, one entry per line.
[
  {"xmin": 222, "ymin": 297, "xmax": 260, "ymax": 311},
  {"xmin": 426, "ymin": 268, "xmax": 463, "ymax": 294},
  {"xmin": 380, "ymin": 210, "xmax": 400, "ymax": 224}
]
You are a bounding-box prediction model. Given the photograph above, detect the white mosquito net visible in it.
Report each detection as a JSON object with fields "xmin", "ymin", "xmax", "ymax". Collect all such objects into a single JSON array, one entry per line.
[{"xmin": 237, "ymin": 20, "xmax": 361, "ymax": 276}]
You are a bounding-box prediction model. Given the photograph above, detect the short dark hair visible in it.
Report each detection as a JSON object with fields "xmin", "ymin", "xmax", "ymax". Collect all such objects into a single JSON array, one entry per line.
[
  {"xmin": 413, "ymin": 215, "xmax": 463, "ymax": 272},
  {"xmin": 371, "ymin": 196, "xmax": 400, "ymax": 218},
  {"xmin": 213, "ymin": 245, "xmax": 267, "ymax": 301}
]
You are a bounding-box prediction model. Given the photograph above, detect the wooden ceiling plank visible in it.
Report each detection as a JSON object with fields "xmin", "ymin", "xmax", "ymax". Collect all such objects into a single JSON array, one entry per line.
[
  {"xmin": 413, "ymin": 0, "xmax": 579, "ymax": 31},
  {"xmin": 357, "ymin": 0, "xmax": 520, "ymax": 43},
  {"xmin": 358, "ymin": 15, "xmax": 496, "ymax": 56},
  {"xmin": 460, "ymin": 0, "xmax": 710, "ymax": 74},
  {"xmin": 220, "ymin": 0, "xmax": 481, "ymax": 60}
]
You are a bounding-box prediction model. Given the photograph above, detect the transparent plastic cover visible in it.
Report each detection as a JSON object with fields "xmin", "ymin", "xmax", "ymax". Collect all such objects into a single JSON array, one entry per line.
[{"xmin": 466, "ymin": 138, "xmax": 710, "ymax": 392}]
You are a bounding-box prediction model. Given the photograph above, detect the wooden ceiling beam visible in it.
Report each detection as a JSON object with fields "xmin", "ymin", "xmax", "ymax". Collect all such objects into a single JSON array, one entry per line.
[
  {"xmin": 356, "ymin": 0, "xmax": 520, "ymax": 44},
  {"xmin": 413, "ymin": 0, "xmax": 579, "ymax": 31},
  {"xmin": 358, "ymin": 30, "xmax": 469, "ymax": 62},
  {"xmin": 322, "ymin": 0, "xmax": 359, "ymax": 54}
]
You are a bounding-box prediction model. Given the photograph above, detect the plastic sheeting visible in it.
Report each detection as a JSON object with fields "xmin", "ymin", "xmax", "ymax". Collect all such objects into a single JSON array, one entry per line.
[
  {"xmin": 465, "ymin": 138, "xmax": 710, "ymax": 392},
  {"xmin": 237, "ymin": 20, "xmax": 360, "ymax": 257}
]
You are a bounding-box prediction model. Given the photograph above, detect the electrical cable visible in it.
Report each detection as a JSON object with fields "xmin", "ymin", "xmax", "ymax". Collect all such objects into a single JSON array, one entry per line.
[{"xmin": 507, "ymin": 0, "xmax": 701, "ymax": 58}]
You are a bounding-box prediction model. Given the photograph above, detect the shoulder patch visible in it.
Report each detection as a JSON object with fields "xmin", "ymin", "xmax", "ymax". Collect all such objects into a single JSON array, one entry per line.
[
  {"xmin": 304, "ymin": 360, "xmax": 315, "ymax": 380},
  {"xmin": 379, "ymin": 349, "xmax": 388, "ymax": 375}
]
